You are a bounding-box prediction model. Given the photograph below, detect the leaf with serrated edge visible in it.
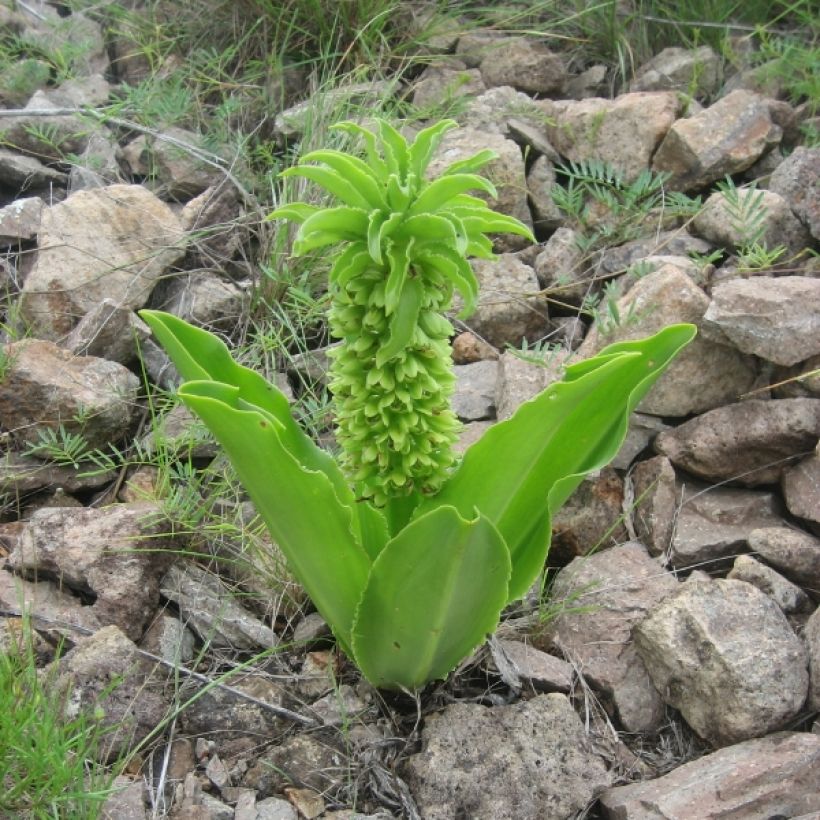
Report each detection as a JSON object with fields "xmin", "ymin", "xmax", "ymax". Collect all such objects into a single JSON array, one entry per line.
[
  {"xmin": 298, "ymin": 150, "xmax": 386, "ymax": 210},
  {"xmin": 409, "ymin": 173, "xmax": 497, "ymax": 216},
  {"xmin": 280, "ymin": 165, "xmax": 374, "ymax": 210},
  {"xmin": 408, "ymin": 119, "xmax": 457, "ymax": 180}
]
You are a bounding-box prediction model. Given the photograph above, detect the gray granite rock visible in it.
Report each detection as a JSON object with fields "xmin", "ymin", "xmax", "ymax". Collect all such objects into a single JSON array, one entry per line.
[
  {"xmin": 547, "ymin": 542, "xmax": 678, "ymax": 732},
  {"xmin": 748, "ymin": 527, "xmax": 820, "ymax": 595},
  {"xmin": 635, "ymin": 577, "xmax": 809, "ymax": 746},
  {"xmin": 600, "ymin": 732, "xmax": 820, "ymax": 819},
  {"xmin": 702, "ymin": 276, "xmax": 820, "ymax": 367},
  {"xmin": 655, "ymin": 399, "xmax": 820, "ymax": 485},
  {"xmin": 403, "ymin": 694, "xmax": 609, "ymax": 820}
]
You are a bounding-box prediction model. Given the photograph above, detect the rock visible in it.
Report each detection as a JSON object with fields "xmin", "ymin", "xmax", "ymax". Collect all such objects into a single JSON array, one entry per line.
[
  {"xmin": 24, "ymin": 11, "xmax": 108, "ymax": 77},
  {"xmin": 783, "ymin": 452, "xmax": 820, "ymax": 529},
  {"xmin": 806, "ymin": 607, "xmax": 820, "ymax": 710},
  {"xmin": 0, "ymin": 57, "xmax": 51, "ymax": 107},
  {"xmin": 429, "ymin": 127, "xmax": 532, "ymax": 244},
  {"xmin": 748, "ymin": 527, "xmax": 820, "ymax": 595},
  {"xmin": 692, "ymin": 189, "xmax": 811, "ymax": 257},
  {"xmin": 0, "ymin": 565, "xmax": 102, "ymax": 637},
  {"xmin": 311, "ymin": 684, "xmax": 372, "ymax": 727},
  {"xmin": 273, "ymin": 81, "xmax": 394, "ymax": 142},
  {"xmin": 489, "ymin": 639, "xmax": 573, "ymax": 693},
  {"xmin": 254, "ymin": 797, "xmax": 298, "ymax": 820},
  {"xmin": 495, "ymin": 350, "xmax": 561, "ymax": 421},
  {"xmin": 452, "ymin": 360, "xmax": 498, "ymax": 421},
  {"xmin": 631, "ymin": 454, "xmax": 678, "ymax": 556},
  {"xmin": 0, "ymin": 79, "xmax": 107, "ymax": 161},
  {"xmin": 178, "ymin": 674, "xmax": 291, "ymax": 741},
  {"xmin": 459, "ymin": 86, "xmax": 547, "ymax": 138},
  {"xmin": 9, "ymin": 503, "xmax": 175, "ymax": 641},
  {"xmin": 546, "ymin": 542, "xmax": 678, "ymax": 732},
  {"xmin": 402, "ymin": 693, "xmax": 609, "ymax": 820},
  {"xmin": 180, "ymin": 185, "xmax": 247, "ymax": 268},
  {"xmin": 635, "ymin": 577, "xmax": 808, "ymax": 746},
  {"xmin": 702, "ymin": 277, "xmax": 820, "ymax": 367},
  {"xmin": 668, "ymin": 483, "xmax": 782, "ymax": 569},
  {"xmin": 243, "ymin": 734, "xmax": 344, "ymax": 797},
  {"xmin": 292, "ymin": 611, "xmax": 332, "ymax": 645},
  {"xmin": 139, "ymin": 614, "xmax": 196, "ymax": 664},
  {"xmin": 525, "ymin": 155, "xmax": 563, "ymax": 232},
  {"xmin": 411, "ymin": 62, "xmax": 486, "ymax": 111},
  {"xmin": 550, "ymin": 467, "xmax": 629, "ymax": 562},
  {"xmin": 142, "ymin": 126, "xmax": 223, "ymax": 200},
  {"xmin": 577, "ymin": 265, "xmax": 757, "ymax": 416},
  {"xmin": 478, "ymin": 38, "xmax": 566, "ymax": 94},
  {"xmin": 652, "ymin": 90, "xmax": 782, "ymax": 191},
  {"xmin": 160, "ymin": 562, "xmax": 278, "ymax": 650},
  {"xmin": 64, "ymin": 299, "xmax": 151, "ymax": 364},
  {"xmin": 68, "ymin": 131, "xmax": 123, "ymax": 192},
  {"xmin": 153, "ymin": 271, "xmax": 247, "ymax": 331},
  {"xmin": 451, "ymin": 331, "xmax": 497, "ymax": 364},
  {"xmin": 596, "ymin": 230, "xmax": 713, "ymax": 276},
  {"xmin": 455, "ymin": 254, "xmax": 548, "ymax": 347},
  {"xmin": 54, "ymin": 625, "xmax": 170, "ymax": 761},
  {"xmin": 0, "ymin": 339, "xmax": 140, "ymax": 448},
  {"xmin": 0, "ymin": 452, "xmax": 116, "ymax": 496},
  {"xmin": 612, "ymin": 413, "xmax": 671, "ymax": 470},
  {"xmin": 0, "ymin": 147, "xmax": 67, "ymax": 190},
  {"xmin": 284, "ymin": 788, "xmax": 324, "ymax": 820},
  {"xmin": 100, "ymin": 775, "xmax": 148, "ymax": 820},
  {"xmin": 769, "ymin": 146, "xmax": 820, "ymax": 240},
  {"xmin": 19, "ymin": 184, "xmax": 185, "ymax": 339},
  {"xmin": 654, "ymin": 399, "xmax": 820, "ymax": 485},
  {"xmin": 454, "ymin": 420, "xmax": 493, "ymax": 454},
  {"xmin": 533, "ymin": 227, "xmax": 590, "ymax": 303},
  {"xmin": 455, "ymin": 31, "xmax": 509, "ymax": 67},
  {"xmin": 600, "ymin": 731, "xmax": 820, "ymax": 819},
  {"xmin": 629, "ymin": 46, "xmax": 721, "ymax": 97},
  {"xmin": 727, "ymin": 555, "xmax": 812, "ymax": 615},
  {"xmin": 542, "ymin": 92, "xmax": 683, "ymax": 182},
  {"xmin": 0, "ymin": 196, "xmax": 44, "ymax": 244}
]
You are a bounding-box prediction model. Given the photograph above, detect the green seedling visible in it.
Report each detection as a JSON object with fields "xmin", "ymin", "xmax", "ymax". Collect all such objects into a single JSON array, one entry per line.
[{"xmin": 141, "ymin": 118, "xmax": 695, "ymax": 690}]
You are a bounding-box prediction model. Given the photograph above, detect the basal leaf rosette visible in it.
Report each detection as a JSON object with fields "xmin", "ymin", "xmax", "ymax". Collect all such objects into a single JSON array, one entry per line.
[{"xmin": 269, "ymin": 119, "xmax": 534, "ymax": 505}]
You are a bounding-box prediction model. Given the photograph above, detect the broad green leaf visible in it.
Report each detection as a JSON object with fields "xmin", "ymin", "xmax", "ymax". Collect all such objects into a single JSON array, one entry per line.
[
  {"xmin": 177, "ymin": 381, "xmax": 372, "ymax": 652},
  {"xmin": 297, "ymin": 206, "xmax": 369, "ymax": 244},
  {"xmin": 298, "ymin": 149, "xmax": 387, "ymax": 210},
  {"xmin": 280, "ymin": 165, "xmax": 374, "ymax": 210},
  {"xmin": 265, "ymin": 203, "xmax": 319, "ymax": 224},
  {"xmin": 408, "ymin": 119, "xmax": 457, "ymax": 180},
  {"xmin": 138, "ymin": 311, "xmax": 386, "ymax": 552},
  {"xmin": 441, "ymin": 149, "xmax": 497, "ymax": 176},
  {"xmin": 415, "ymin": 245, "xmax": 478, "ymax": 316},
  {"xmin": 377, "ymin": 119, "xmax": 409, "ymax": 180},
  {"xmin": 329, "ymin": 243, "xmax": 372, "ymax": 288},
  {"xmin": 352, "ymin": 506, "xmax": 510, "ymax": 689},
  {"xmin": 408, "ymin": 173, "xmax": 497, "ymax": 216},
  {"xmin": 416, "ymin": 324, "xmax": 696, "ymax": 601},
  {"xmin": 331, "ymin": 121, "xmax": 389, "ymax": 179},
  {"xmin": 394, "ymin": 213, "xmax": 458, "ymax": 245}
]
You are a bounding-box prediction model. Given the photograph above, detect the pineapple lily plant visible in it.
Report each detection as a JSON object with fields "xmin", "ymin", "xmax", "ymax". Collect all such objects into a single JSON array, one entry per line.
[{"xmin": 141, "ymin": 119, "xmax": 695, "ymax": 690}]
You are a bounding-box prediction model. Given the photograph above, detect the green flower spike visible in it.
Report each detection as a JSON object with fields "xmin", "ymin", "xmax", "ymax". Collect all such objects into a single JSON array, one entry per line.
[{"xmin": 270, "ymin": 119, "xmax": 534, "ymax": 507}]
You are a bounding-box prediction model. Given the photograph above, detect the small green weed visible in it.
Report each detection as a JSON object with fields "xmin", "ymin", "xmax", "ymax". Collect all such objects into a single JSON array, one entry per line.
[{"xmin": 0, "ymin": 619, "xmax": 118, "ymax": 818}]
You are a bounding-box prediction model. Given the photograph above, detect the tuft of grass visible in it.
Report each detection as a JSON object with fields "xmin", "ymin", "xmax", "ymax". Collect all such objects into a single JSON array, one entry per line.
[{"xmin": 0, "ymin": 618, "xmax": 118, "ymax": 819}]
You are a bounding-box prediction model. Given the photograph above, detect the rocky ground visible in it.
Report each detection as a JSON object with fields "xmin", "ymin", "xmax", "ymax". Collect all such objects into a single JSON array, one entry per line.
[{"xmin": 1, "ymin": 2, "xmax": 819, "ymax": 819}]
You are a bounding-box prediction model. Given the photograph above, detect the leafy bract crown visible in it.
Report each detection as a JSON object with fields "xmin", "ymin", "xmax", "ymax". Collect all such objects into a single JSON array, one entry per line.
[{"xmin": 270, "ymin": 118, "xmax": 534, "ymax": 361}]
